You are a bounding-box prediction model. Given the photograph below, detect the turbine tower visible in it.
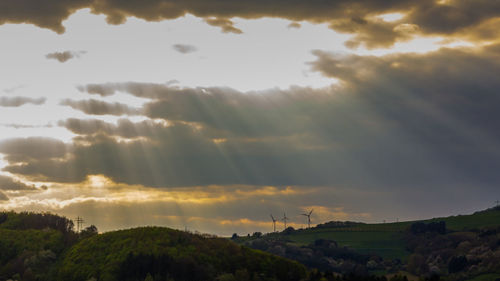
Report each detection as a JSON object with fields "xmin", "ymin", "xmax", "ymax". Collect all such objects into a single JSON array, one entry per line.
[
  {"xmin": 301, "ymin": 209, "xmax": 313, "ymax": 229},
  {"xmin": 270, "ymin": 214, "xmax": 277, "ymax": 232},
  {"xmin": 282, "ymin": 212, "xmax": 289, "ymax": 230}
]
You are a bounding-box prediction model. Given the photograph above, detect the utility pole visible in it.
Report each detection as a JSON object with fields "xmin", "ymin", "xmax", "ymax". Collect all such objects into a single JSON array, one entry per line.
[{"xmin": 75, "ymin": 216, "xmax": 84, "ymax": 233}]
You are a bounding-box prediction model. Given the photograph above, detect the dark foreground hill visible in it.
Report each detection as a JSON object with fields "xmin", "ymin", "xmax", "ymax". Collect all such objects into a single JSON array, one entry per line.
[
  {"xmin": 59, "ymin": 227, "xmax": 307, "ymax": 281},
  {"xmin": 0, "ymin": 211, "xmax": 306, "ymax": 281}
]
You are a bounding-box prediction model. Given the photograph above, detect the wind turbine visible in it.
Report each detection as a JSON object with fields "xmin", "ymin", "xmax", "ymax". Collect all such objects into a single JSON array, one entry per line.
[
  {"xmin": 282, "ymin": 213, "xmax": 289, "ymax": 230},
  {"xmin": 301, "ymin": 209, "xmax": 313, "ymax": 229},
  {"xmin": 270, "ymin": 214, "xmax": 277, "ymax": 232}
]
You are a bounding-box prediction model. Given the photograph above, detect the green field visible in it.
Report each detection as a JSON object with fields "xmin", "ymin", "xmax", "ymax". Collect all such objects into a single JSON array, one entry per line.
[
  {"xmin": 287, "ymin": 230, "xmax": 409, "ymax": 260},
  {"xmin": 256, "ymin": 207, "xmax": 500, "ymax": 260},
  {"xmin": 426, "ymin": 209, "xmax": 500, "ymax": 231}
]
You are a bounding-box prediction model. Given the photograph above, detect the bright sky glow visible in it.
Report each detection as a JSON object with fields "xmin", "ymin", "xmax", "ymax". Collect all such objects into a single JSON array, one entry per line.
[{"xmin": 0, "ymin": 4, "xmax": 499, "ymax": 235}]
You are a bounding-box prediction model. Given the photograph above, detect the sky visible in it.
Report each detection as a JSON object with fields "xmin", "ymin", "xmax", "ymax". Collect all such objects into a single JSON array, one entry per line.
[{"xmin": 0, "ymin": 0, "xmax": 500, "ymax": 236}]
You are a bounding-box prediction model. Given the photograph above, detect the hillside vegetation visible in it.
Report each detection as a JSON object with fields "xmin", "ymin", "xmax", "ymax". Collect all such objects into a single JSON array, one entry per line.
[
  {"xmin": 0, "ymin": 211, "xmax": 307, "ymax": 281},
  {"xmin": 1, "ymin": 208, "xmax": 499, "ymax": 281},
  {"xmin": 59, "ymin": 227, "xmax": 307, "ymax": 281},
  {"xmin": 0, "ymin": 212, "xmax": 78, "ymax": 280},
  {"xmin": 237, "ymin": 207, "xmax": 500, "ymax": 280},
  {"xmin": 240, "ymin": 207, "xmax": 500, "ymax": 259}
]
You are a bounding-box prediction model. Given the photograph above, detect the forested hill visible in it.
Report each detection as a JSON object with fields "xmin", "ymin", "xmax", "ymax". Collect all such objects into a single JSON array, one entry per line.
[
  {"xmin": 0, "ymin": 211, "xmax": 306, "ymax": 281},
  {"xmin": 59, "ymin": 227, "xmax": 307, "ymax": 281}
]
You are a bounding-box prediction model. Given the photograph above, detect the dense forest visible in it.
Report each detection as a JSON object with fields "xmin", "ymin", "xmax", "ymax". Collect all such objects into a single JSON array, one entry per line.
[{"xmin": 0, "ymin": 211, "xmax": 309, "ymax": 281}]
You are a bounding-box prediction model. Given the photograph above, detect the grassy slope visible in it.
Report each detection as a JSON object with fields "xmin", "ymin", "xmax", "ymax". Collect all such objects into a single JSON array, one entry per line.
[
  {"xmin": 260, "ymin": 207, "xmax": 500, "ymax": 260},
  {"xmin": 285, "ymin": 229, "xmax": 408, "ymax": 260}
]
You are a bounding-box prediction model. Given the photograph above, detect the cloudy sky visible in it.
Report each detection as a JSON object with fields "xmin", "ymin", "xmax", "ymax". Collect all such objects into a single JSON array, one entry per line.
[{"xmin": 1, "ymin": 0, "xmax": 500, "ymax": 235}]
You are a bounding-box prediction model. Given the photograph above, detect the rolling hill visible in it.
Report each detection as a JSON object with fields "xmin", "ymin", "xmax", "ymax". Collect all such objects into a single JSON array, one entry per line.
[
  {"xmin": 58, "ymin": 227, "xmax": 307, "ymax": 281},
  {"xmin": 0, "ymin": 211, "xmax": 307, "ymax": 281},
  {"xmin": 1, "ymin": 208, "xmax": 499, "ymax": 281},
  {"xmin": 236, "ymin": 207, "xmax": 500, "ymax": 280},
  {"xmin": 239, "ymin": 207, "xmax": 500, "ymax": 260}
]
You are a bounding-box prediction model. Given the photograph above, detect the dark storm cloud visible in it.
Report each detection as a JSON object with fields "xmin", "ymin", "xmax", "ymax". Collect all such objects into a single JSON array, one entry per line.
[
  {"xmin": 3, "ymin": 44, "xmax": 500, "ymax": 190},
  {"xmin": 1, "ymin": 1, "xmax": 500, "ymax": 47},
  {"xmin": 77, "ymin": 82, "xmax": 370, "ymax": 139},
  {"xmin": 46, "ymin": 50, "xmax": 86, "ymax": 62},
  {"xmin": 2, "ymin": 127, "xmax": 233, "ymax": 186},
  {"xmin": 0, "ymin": 0, "xmax": 91, "ymax": 34},
  {"xmin": 0, "ymin": 175, "xmax": 35, "ymax": 191},
  {"xmin": 172, "ymin": 44, "xmax": 198, "ymax": 54},
  {"xmin": 0, "ymin": 96, "xmax": 46, "ymax": 107},
  {"xmin": 407, "ymin": 0, "xmax": 500, "ymax": 35},
  {"xmin": 310, "ymin": 45, "xmax": 500, "ymax": 141},
  {"xmin": 60, "ymin": 99, "xmax": 140, "ymax": 116}
]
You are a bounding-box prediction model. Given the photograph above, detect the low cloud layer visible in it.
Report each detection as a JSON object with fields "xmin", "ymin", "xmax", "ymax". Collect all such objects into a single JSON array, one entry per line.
[
  {"xmin": 0, "ymin": 175, "xmax": 35, "ymax": 191},
  {"xmin": 60, "ymin": 99, "xmax": 140, "ymax": 116},
  {"xmin": 46, "ymin": 50, "xmax": 87, "ymax": 63},
  {"xmin": 0, "ymin": 96, "xmax": 46, "ymax": 107},
  {"xmin": 0, "ymin": 181, "xmax": 347, "ymax": 234},
  {"xmin": 1, "ymin": 1, "xmax": 499, "ymax": 47},
  {"xmin": 59, "ymin": 118, "xmax": 167, "ymax": 138},
  {"xmin": 0, "ymin": 137, "xmax": 68, "ymax": 162},
  {"xmin": 0, "ymin": 177, "xmax": 491, "ymax": 234},
  {"xmin": 2, "ymin": 44, "xmax": 499, "ymax": 195}
]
